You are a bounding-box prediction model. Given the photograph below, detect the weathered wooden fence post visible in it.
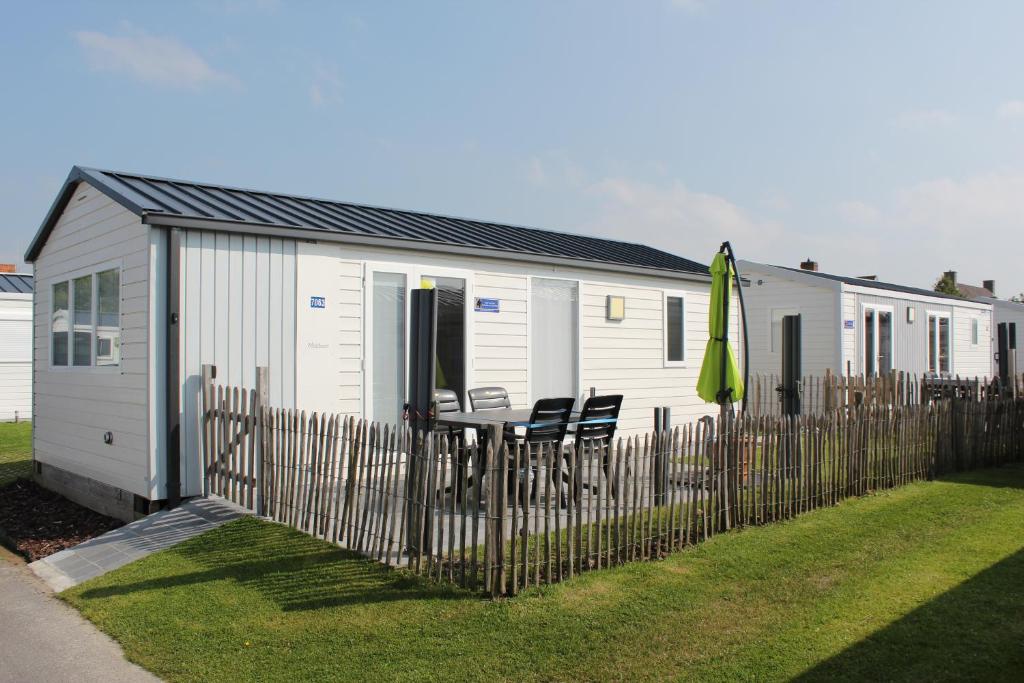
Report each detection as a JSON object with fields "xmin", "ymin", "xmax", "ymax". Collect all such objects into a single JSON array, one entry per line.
[
  {"xmin": 200, "ymin": 364, "xmax": 216, "ymax": 496},
  {"xmin": 255, "ymin": 366, "xmax": 269, "ymax": 516}
]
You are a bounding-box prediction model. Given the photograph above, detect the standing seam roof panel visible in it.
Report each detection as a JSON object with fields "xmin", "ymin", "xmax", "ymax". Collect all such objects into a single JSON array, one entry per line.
[{"xmin": 32, "ymin": 167, "xmax": 711, "ymax": 276}]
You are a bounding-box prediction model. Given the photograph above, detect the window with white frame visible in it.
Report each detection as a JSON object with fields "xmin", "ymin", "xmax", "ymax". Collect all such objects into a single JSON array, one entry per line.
[
  {"xmin": 664, "ymin": 292, "xmax": 686, "ymax": 365},
  {"xmin": 971, "ymin": 318, "xmax": 979, "ymax": 346},
  {"xmin": 927, "ymin": 312, "xmax": 951, "ymax": 375},
  {"xmin": 51, "ymin": 267, "xmax": 121, "ymax": 368}
]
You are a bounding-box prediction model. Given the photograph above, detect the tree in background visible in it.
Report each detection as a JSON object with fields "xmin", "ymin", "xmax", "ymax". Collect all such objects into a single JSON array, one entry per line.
[
  {"xmin": 934, "ymin": 272, "xmax": 963, "ymax": 297},
  {"xmin": 1011, "ymin": 292, "xmax": 1024, "ymax": 303}
]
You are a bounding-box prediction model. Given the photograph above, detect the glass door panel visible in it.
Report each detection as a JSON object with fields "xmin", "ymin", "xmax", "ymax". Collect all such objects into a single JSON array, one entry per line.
[
  {"xmin": 864, "ymin": 309, "xmax": 876, "ymax": 376},
  {"xmin": 423, "ymin": 275, "xmax": 466, "ymax": 404},
  {"xmin": 531, "ymin": 278, "xmax": 578, "ymax": 401},
  {"xmin": 878, "ymin": 310, "xmax": 893, "ymax": 374},
  {"xmin": 371, "ymin": 272, "xmax": 407, "ymax": 427}
]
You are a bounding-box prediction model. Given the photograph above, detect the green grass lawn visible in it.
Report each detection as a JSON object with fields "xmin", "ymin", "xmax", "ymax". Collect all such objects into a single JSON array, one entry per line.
[
  {"xmin": 0, "ymin": 421, "xmax": 32, "ymax": 486},
  {"xmin": 63, "ymin": 464, "xmax": 1024, "ymax": 682}
]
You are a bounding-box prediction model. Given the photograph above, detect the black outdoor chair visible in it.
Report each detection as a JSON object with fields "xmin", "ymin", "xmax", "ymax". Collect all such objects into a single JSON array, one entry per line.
[
  {"xmin": 467, "ymin": 386, "xmax": 517, "ymax": 446},
  {"xmin": 433, "ymin": 388, "xmax": 467, "ymax": 501},
  {"xmin": 568, "ymin": 394, "xmax": 623, "ymax": 503},
  {"xmin": 512, "ymin": 397, "xmax": 575, "ymax": 504}
]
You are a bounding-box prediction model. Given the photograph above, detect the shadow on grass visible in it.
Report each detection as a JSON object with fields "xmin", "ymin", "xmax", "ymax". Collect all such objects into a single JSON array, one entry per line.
[
  {"xmin": 933, "ymin": 462, "xmax": 1024, "ymax": 490},
  {"xmin": 795, "ymin": 548, "xmax": 1024, "ymax": 681},
  {"xmin": 75, "ymin": 518, "xmax": 474, "ymax": 611}
]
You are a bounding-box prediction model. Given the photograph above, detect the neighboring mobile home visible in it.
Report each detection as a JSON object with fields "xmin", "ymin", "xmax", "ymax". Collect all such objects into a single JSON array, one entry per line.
[
  {"xmin": 0, "ymin": 268, "xmax": 33, "ymax": 421},
  {"xmin": 737, "ymin": 259, "xmax": 993, "ymax": 381},
  {"xmin": 25, "ymin": 166, "xmax": 737, "ymax": 520}
]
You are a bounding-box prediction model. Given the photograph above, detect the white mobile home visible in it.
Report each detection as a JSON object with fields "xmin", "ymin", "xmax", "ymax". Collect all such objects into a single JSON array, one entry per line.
[
  {"xmin": 990, "ymin": 298, "xmax": 1024, "ymax": 376},
  {"xmin": 737, "ymin": 260, "xmax": 993, "ymax": 380},
  {"xmin": 0, "ymin": 270, "xmax": 33, "ymax": 421},
  {"xmin": 26, "ymin": 166, "xmax": 735, "ymax": 519}
]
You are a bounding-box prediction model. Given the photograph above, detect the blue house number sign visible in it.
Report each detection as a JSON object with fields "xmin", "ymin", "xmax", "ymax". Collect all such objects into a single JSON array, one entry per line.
[
  {"xmin": 474, "ymin": 297, "xmax": 500, "ymax": 313},
  {"xmin": 310, "ymin": 296, "xmax": 326, "ymax": 309}
]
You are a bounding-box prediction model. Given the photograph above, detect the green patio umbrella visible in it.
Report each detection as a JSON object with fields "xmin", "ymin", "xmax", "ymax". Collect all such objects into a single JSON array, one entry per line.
[{"xmin": 697, "ymin": 248, "xmax": 745, "ymax": 405}]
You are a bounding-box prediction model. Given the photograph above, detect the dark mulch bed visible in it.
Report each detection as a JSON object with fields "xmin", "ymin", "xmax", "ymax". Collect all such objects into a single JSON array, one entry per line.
[{"xmin": 0, "ymin": 478, "xmax": 123, "ymax": 561}]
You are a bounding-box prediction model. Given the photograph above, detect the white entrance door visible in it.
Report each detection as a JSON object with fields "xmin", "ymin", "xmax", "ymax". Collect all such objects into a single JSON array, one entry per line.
[{"xmin": 530, "ymin": 278, "xmax": 579, "ymax": 402}]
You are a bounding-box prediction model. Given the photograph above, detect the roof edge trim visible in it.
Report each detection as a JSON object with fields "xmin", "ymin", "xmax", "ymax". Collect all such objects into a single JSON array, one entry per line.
[
  {"xmin": 143, "ymin": 213, "xmax": 714, "ymax": 284},
  {"xmin": 24, "ymin": 166, "xmax": 148, "ymax": 262}
]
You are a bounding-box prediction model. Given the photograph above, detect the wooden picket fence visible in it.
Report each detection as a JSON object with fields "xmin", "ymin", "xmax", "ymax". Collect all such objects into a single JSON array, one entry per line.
[
  {"xmin": 748, "ymin": 370, "xmax": 1024, "ymax": 417},
  {"xmin": 200, "ymin": 367, "xmax": 1024, "ymax": 597}
]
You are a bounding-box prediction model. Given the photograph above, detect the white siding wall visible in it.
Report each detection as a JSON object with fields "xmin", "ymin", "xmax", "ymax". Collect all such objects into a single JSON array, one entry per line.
[
  {"xmin": 840, "ymin": 290, "xmax": 857, "ymax": 373},
  {"xmin": 954, "ymin": 307, "xmax": 993, "ymax": 379},
  {"xmin": 993, "ymin": 300, "xmax": 1024, "ymax": 375},
  {"xmin": 32, "ymin": 182, "xmax": 152, "ymax": 497},
  {"xmin": 179, "ymin": 230, "xmax": 297, "ymax": 496},
  {"xmin": 474, "ymin": 272, "xmax": 528, "ymax": 407},
  {"xmin": 848, "ymin": 291, "xmax": 992, "ymax": 379},
  {"xmin": 741, "ymin": 267, "xmax": 839, "ymax": 378},
  {"xmin": 0, "ymin": 296, "xmax": 32, "ymax": 421},
  {"xmin": 578, "ymin": 279, "xmax": 733, "ymax": 433}
]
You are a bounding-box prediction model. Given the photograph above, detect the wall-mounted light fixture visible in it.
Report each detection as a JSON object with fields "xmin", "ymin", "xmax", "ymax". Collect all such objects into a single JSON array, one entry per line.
[
  {"xmin": 606, "ymin": 295, "xmax": 626, "ymax": 321},
  {"xmin": 907, "ymin": 307, "xmax": 915, "ymax": 323}
]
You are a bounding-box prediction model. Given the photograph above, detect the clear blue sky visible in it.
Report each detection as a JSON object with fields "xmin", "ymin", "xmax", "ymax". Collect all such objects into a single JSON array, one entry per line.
[{"xmin": 2, "ymin": 1, "xmax": 1023, "ymax": 295}]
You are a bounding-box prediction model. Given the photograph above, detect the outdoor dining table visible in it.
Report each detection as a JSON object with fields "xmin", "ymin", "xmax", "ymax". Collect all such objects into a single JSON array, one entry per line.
[{"xmin": 435, "ymin": 409, "xmax": 615, "ymax": 433}]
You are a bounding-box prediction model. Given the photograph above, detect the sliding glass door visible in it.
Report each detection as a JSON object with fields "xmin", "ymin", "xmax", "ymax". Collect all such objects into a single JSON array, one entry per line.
[
  {"xmin": 370, "ymin": 271, "xmax": 407, "ymax": 427},
  {"xmin": 863, "ymin": 306, "xmax": 893, "ymax": 376},
  {"xmin": 531, "ymin": 278, "xmax": 578, "ymax": 401},
  {"xmin": 366, "ymin": 266, "xmax": 470, "ymax": 425}
]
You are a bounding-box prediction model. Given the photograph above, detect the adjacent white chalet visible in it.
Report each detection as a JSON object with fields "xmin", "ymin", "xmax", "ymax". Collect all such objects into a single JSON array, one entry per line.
[
  {"xmin": 25, "ymin": 166, "xmax": 736, "ymax": 519},
  {"xmin": 0, "ymin": 270, "xmax": 33, "ymax": 421},
  {"xmin": 737, "ymin": 260, "xmax": 993, "ymax": 380}
]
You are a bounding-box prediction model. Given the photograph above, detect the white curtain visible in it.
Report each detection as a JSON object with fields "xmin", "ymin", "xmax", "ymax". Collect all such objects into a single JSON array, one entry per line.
[{"xmin": 531, "ymin": 278, "xmax": 578, "ymax": 401}]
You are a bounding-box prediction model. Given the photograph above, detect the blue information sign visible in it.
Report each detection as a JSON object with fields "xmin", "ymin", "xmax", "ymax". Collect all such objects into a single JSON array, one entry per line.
[{"xmin": 474, "ymin": 297, "xmax": 500, "ymax": 313}]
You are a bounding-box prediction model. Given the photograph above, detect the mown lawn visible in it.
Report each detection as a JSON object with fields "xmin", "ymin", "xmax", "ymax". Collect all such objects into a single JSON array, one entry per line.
[
  {"xmin": 63, "ymin": 465, "xmax": 1024, "ymax": 682},
  {"xmin": 0, "ymin": 421, "xmax": 32, "ymax": 486}
]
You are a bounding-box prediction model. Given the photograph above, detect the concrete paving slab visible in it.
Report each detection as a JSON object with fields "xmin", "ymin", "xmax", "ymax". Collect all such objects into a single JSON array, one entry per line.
[{"xmin": 29, "ymin": 497, "xmax": 248, "ymax": 592}]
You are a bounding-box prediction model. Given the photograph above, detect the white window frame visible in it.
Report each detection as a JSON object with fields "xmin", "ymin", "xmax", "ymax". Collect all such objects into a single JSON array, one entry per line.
[
  {"xmin": 926, "ymin": 310, "xmax": 953, "ymax": 376},
  {"xmin": 769, "ymin": 307, "xmax": 798, "ymax": 353},
  {"xmin": 861, "ymin": 303, "xmax": 895, "ymax": 377},
  {"xmin": 48, "ymin": 259, "xmax": 123, "ymax": 372},
  {"xmin": 663, "ymin": 290, "xmax": 688, "ymax": 367}
]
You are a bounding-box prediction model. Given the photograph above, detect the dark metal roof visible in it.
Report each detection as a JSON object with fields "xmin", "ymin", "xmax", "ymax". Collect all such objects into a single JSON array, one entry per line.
[
  {"xmin": 0, "ymin": 273, "xmax": 32, "ymax": 294},
  {"xmin": 779, "ymin": 266, "xmax": 969, "ymax": 302},
  {"xmin": 26, "ymin": 167, "xmax": 711, "ymax": 279}
]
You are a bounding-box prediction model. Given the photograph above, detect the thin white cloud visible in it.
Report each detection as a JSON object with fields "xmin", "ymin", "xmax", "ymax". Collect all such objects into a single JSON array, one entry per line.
[
  {"xmin": 891, "ymin": 108, "xmax": 957, "ymax": 129},
  {"xmin": 75, "ymin": 26, "xmax": 238, "ymax": 90},
  {"xmin": 668, "ymin": 0, "xmax": 708, "ymax": 12},
  {"xmin": 836, "ymin": 200, "xmax": 880, "ymax": 225},
  {"xmin": 996, "ymin": 100, "xmax": 1024, "ymax": 120},
  {"xmin": 824, "ymin": 173, "xmax": 1024, "ymax": 293},
  {"xmin": 525, "ymin": 151, "xmax": 585, "ymax": 189},
  {"xmin": 585, "ymin": 177, "xmax": 784, "ymax": 259},
  {"xmin": 309, "ymin": 64, "xmax": 342, "ymax": 107}
]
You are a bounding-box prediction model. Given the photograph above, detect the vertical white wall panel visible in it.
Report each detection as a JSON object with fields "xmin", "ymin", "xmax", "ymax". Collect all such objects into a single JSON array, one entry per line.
[
  {"xmin": 0, "ymin": 297, "xmax": 33, "ymax": 421},
  {"xmin": 179, "ymin": 231, "xmax": 297, "ymax": 496},
  {"xmin": 32, "ymin": 182, "xmax": 152, "ymax": 496}
]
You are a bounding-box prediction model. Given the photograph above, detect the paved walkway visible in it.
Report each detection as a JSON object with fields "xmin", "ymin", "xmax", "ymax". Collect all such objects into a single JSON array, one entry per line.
[
  {"xmin": 30, "ymin": 497, "xmax": 247, "ymax": 591},
  {"xmin": 0, "ymin": 548, "xmax": 159, "ymax": 683}
]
